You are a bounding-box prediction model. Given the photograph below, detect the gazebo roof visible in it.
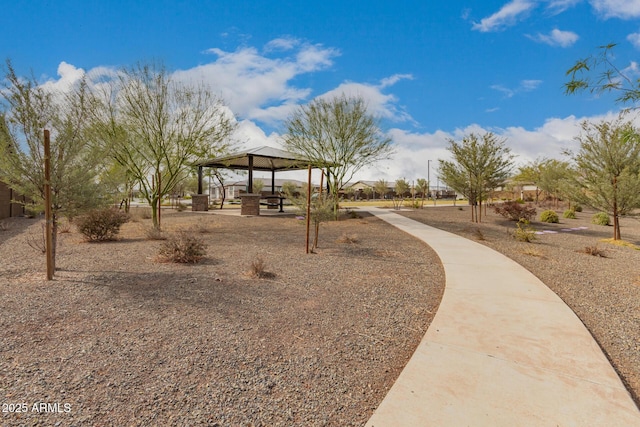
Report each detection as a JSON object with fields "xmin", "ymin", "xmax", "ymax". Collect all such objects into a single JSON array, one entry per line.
[{"xmin": 195, "ymin": 146, "xmax": 317, "ymax": 171}]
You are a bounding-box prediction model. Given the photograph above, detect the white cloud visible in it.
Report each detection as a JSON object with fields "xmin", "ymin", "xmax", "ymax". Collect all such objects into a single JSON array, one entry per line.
[
  {"xmin": 590, "ymin": 0, "xmax": 640, "ymax": 19},
  {"xmin": 491, "ymin": 80, "xmax": 542, "ymax": 98},
  {"xmin": 263, "ymin": 37, "xmax": 299, "ymax": 52},
  {"xmin": 318, "ymin": 79, "xmax": 415, "ymax": 123},
  {"xmin": 173, "ymin": 40, "xmax": 340, "ymax": 123},
  {"xmin": 627, "ymin": 31, "xmax": 640, "ymax": 48},
  {"xmin": 491, "ymin": 84, "xmax": 515, "ymax": 98},
  {"xmin": 39, "ymin": 61, "xmax": 85, "ymax": 93},
  {"xmin": 545, "ymin": 0, "xmax": 583, "ymax": 14},
  {"xmin": 528, "ymin": 28, "xmax": 579, "ymax": 47},
  {"xmin": 353, "ymin": 110, "xmax": 639, "ymax": 183},
  {"xmin": 521, "ymin": 79, "xmax": 543, "ymax": 91},
  {"xmin": 472, "ymin": 0, "xmax": 537, "ymax": 32},
  {"xmin": 379, "ymin": 74, "xmax": 413, "ymax": 89}
]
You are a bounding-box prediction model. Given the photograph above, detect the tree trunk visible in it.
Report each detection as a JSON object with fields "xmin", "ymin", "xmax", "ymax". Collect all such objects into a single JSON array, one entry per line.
[
  {"xmin": 613, "ymin": 176, "xmax": 620, "ymax": 240},
  {"xmin": 51, "ymin": 213, "xmax": 58, "ymax": 273},
  {"xmin": 150, "ymin": 196, "xmax": 159, "ymax": 229}
]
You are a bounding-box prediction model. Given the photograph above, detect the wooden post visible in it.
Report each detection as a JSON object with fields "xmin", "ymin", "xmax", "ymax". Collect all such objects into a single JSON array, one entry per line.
[
  {"xmin": 44, "ymin": 130, "xmax": 54, "ymax": 280},
  {"xmin": 305, "ymin": 165, "xmax": 312, "ymax": 254},
  {"xmin": 157, "ymin": 171, "xmax": 161, "ymax": 229},
  {"xmin": 314, "ymin": 169, "xmax": 324, "ymax": 249}
]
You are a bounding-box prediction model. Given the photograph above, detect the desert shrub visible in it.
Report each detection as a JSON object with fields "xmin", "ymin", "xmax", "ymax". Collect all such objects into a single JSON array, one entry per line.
[
  {"xmin": 591, "ymin": 212, "xmax": 610, "ymax": 226},
  {"xmin": 247, "ymin": 256, "xmax": 275, "ymax": 279},
  {"xmin": 145, "ymin": 226, "xmax": 167, "ymax": 240},
  {"xmin": 158, "ymin": 231, "xmax": 207, "ymax": 263},
  {"xmin": 574, "ymin": 205, "xmax": 583, "ymax": 212},
  {"xmin": 512, "ymin": 222, "xmax": 537, "ymax": 242},
  {"xmin": 189, "ymin": 223, "xmax": 214, "ymax": 234},
  {"xmin": 77, "ymin": 208, "xmax": 129, "ymax": 242},
  {"xmin": 494, "ymin": 201, "xmax": 536, "ymax": 222},
  {"xmin": 581, "ymin": 245, "xmax": 607, "ymax": 257},
  {"xmin": 130, "ymin": 207, "xmax": 152, "ymax": 222},
  {"xmin": 57, "ymin": 219, "xmax": 72, "ymax": 234},
  {"xmin": 472, "ymin": 227, "xmax": 485, "ymax": 241},
  {"xmin": 336, "ymin": 233, "xmax": 359, "ymax": 244},
  {"xmin": 563, "ymin": 209, "xmax": 577, "ymax": 219},
  {"xmin": 27, "ymin": 224, "xmax": 46, "ymax": 253},
  {"xmin": 345, "ymin": 209, "xmax": 360, "ymax": 219},
  {"xmin": 540, "ymin": 210, "xmax": 559, "ymax": 223},
  {"xmin": 520, "ymin": 247, "xmax": 545, "ymax": 258}
]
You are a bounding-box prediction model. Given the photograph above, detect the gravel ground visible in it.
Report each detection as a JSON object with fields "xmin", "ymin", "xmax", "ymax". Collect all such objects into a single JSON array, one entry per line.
[
  {"xmin": 0, "ymin": 208, "xmax": 445, "ymax": 426},
  {"xmin": 398, "ymin": 203, "xmax": 640, "ymax": 408}
]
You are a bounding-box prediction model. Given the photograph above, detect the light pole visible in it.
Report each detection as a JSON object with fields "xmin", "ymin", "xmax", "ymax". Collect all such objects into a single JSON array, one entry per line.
[{"xmin": 427, "ymin": 160, "xmax": 431, "ymax": 202}]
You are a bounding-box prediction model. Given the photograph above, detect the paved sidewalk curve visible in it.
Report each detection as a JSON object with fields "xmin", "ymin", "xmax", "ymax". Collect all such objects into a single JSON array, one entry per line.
[{"xmin": 363, "ymin": 208, "xmax": 640, "ymax": 427}]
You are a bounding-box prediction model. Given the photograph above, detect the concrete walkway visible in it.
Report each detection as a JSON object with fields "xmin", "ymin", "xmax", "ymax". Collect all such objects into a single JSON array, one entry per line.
[{"xmin": 363, "ymin": 207, "xmax": 640, "ymax": 427}]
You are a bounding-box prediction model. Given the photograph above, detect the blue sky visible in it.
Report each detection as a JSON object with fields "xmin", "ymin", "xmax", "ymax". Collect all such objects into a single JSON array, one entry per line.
[{"xmin": 2, "ymin": 0, "xmax": 640, "ymax": 182}]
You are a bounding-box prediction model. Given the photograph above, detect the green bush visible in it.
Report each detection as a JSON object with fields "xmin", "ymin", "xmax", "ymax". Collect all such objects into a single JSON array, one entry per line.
[
  {"xmin": 158, "ymin": 231, "xmax": 207, "ymax": 263},
  {"xmin": 540, "ymin": 210, "xmax": 559, "ymax": 223},
  {"xmin": 513, "ymin": 222, "xmax": 537, "ymax": 242},
  {"xmin": 494, "ymin": 201, "xmax": 536, "ymax": 222},
  {"xmin": 592, "ymin": 212, "xmax": 610, "ymax": 226},
  {"xmin": 563, "ymin": 209, "xmax": 577, "ymax": 219},
  {"xmin": 574, "ymin": 205, "xmax": 583, "ymax": 212},
  {"xmin": 77, "ymin": 207, "xmax": 129, "ymax": 242}
]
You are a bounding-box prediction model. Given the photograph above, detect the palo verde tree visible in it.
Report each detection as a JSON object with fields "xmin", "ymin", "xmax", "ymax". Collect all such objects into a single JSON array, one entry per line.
[
  {"xmin": 565, "ymin": 43, "xmax": 640, "ymax": 106},
  {"xmin": 514, "ymin": 157, "xmax": 572, "ymax": 206},
  {"xmin": 89, "ymin": 62, "xmax": 236, "ymax": 229},
  {"xmin": 282, "ymin": 94, "xmax": 393, "ymax": 218},
  {"xmin": 374, "ymin": 179, "xmax": 390, "ymax": 200},
  {"xmin": 415, "ymin": 178, "xmax": 429, "ymax": 207},
  {"xmin": 537, "ymin": 159, "xmax": 573, "ymax": 207},
  {"xmin": 392, "ymin": 178, "xmax": 410, "ymax": 209},
  {"xmin": 439, "ymin": 132, "xmax": 514, "ymax": 222},
  {"xmin": 0, "ymin": 61, "xmax": 104, "ymax": 272},
  {"xmin": 565, "ymin": 119, "xmax": 640, "ymax": 240}
]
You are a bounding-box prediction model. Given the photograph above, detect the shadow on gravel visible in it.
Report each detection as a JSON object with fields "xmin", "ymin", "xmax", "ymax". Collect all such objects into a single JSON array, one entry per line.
[{"xmin": 0, "ymin": 216, "xmax": 41, "ymax": 246}]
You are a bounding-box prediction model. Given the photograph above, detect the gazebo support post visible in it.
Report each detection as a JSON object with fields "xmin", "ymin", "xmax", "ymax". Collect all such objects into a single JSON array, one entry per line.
[
  {"xmin": 271, "ymin": 169, "xmax": 276, "ymax": 194},
  {"xmin": 191, "ymin": 165, "xmax": 209, "ymax": 212},
  {"xmin": 247, "ymin": 155, "xmax": 254, "ymax": 193}
]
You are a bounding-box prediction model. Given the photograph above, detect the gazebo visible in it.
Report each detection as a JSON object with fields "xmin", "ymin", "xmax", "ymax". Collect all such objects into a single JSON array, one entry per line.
[{"xmin": 193, "ymin": 146, "xmax": 325, "ymax": 215}]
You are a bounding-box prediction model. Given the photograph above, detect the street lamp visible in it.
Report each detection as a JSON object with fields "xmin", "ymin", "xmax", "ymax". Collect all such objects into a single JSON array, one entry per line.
[{"xmin": 427, "ymin": 159, "xmax": 431, "ymax": 202}]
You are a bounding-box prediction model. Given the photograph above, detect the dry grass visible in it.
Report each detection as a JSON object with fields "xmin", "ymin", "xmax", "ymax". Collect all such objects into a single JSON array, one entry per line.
[
  {"xmin": 248, "ymin": 255, "xmax": 275, "ymax": 279},
  {"xmin": 471, "ymin": 227, "xmax": 485, "ymax": 241},
  {"xmin": 144, "ymin": 226, "xmax": 167, "ymax": 240},
  {"xmin": 601, "ymin": 238, "xmax": 640, "ymax": 250},
  {"xmin": 580, "ymin": 245, "xmax": 608, "ymax": 257},
  {"xmin": 157, "ymin": 231, "xmax": 208, "ymax": 263},
  {"xmin": 336, "ymin": 232, "xmax": 359, "ymax": 244},
  {"xmin": 520, "ymin": 247, "xmax": 546, "ymax": 258}
]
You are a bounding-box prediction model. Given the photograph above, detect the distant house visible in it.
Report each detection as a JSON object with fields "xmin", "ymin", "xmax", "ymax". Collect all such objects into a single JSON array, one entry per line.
[
  {"xmin": 0, "ymin": 181, "xmax": 27, "ymax": 219},
  {"xmin": 493, "ymin": 180, "xmax": 540, "ymax": 201},
  {"xmin": 209, "ymin": 178, "xmax": 312, "ymax": 200},
  {"xmin": 343, "ymin": 180, "xmax": 393, "ymax": 200}
]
